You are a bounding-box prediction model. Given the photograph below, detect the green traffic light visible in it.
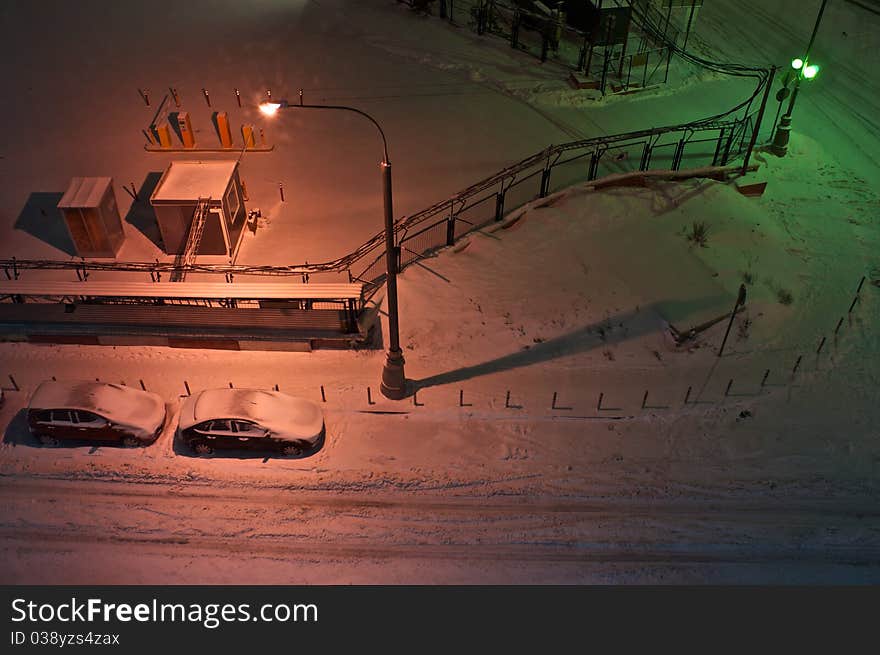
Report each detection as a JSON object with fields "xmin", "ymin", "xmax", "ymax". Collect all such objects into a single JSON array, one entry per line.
[
  {"xmin": 803, "ymin": 64, "xmax": 819, "ymax": 79},
  {"xmin": 791, "ymin": 58, "xmax": 804, "ymax": 70}
]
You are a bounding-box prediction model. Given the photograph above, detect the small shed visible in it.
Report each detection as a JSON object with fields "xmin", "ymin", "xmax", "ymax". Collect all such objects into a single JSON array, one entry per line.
[
  {"xmin": 150, "ymin": 161, "xmax": 246, "ymax": 257},
  {"xmin": 57, "ymin": 177, "xmax": 123, "ymax": 258}
]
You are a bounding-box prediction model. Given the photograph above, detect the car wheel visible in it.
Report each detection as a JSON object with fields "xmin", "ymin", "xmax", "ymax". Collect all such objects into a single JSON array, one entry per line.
[
  {"xmin": 38, "ymin": 434, "xmax": 59, "ymax": 447},
  {"xmin": 121, "ymin": 436, "xmax": 141, "ymax": 448},
  {"xmin": 192, "ymin": 441, "xmax": 213, "ymax": 456},
  {"xmin": 281, "ymin": 443, "xmax": 303, "ymax": 457}
]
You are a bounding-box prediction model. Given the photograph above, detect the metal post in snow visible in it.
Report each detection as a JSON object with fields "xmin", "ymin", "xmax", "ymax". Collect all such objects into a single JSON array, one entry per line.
[
  {"xmin": 742, "ymin": 66, "xmax": 777, "ymax": 175},
  {"xmin": 718, "ymin": 284, "xmax": 747, "ymax": 357}
]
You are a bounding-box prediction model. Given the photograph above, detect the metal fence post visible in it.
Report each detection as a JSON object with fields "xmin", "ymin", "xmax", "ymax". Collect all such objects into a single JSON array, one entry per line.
[
  {"xmin": 588, "ymin": 151, "xmax": 600, "ymax": 180},
  {"xmin": 671, "ymin": 138, "xmax": 685, "ymax": 170},
  {"xmin": 712, "ymin": 128, "xmax": 726, "ymax": 166},
  {"xmin": 639, "ymin": 142, "xmax": 652, "ymax": 171},
  {"xmin": 494, "ymin": 191, "xmax": 505, "ymax": 221},
  {"xmin": 540, "ymin": 168, "xmax": 551, "ymax": 197},
  {"xmin": 720, "ymin": 128, "xmax": 735, "ymax": 166},
  {"xmin": 742, "ymin": 66, "xmax": 777, "ymax": 174}
]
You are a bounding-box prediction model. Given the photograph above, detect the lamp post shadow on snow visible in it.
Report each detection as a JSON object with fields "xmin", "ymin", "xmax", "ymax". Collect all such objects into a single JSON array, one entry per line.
[{"xmin": 409, "ymin": 297, "xmax": 725, "ymax": 393}]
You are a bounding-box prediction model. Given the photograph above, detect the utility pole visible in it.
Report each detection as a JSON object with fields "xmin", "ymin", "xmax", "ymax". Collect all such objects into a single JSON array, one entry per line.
[{"xmin": 770, "ymin": 0, "xmax": 829, "ymax": 156}]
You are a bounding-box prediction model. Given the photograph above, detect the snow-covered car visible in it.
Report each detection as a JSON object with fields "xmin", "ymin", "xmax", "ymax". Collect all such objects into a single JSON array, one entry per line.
[
  {"xmin": 178, "ymin": 388, "xmax": 324, "ymax": 457},
  {"xmin": 27, "ymin": 381, "xmax": 166, "ymax": 447}
]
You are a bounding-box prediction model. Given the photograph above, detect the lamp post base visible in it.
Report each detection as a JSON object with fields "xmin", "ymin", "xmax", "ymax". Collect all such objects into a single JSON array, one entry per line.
[
  {"xmin": 380, "ymin": 349, "xmax": 407, "ymax": 400},
  {"xmin": 770, "ymin": 114, "xmax": 792, "ymax": 157}
]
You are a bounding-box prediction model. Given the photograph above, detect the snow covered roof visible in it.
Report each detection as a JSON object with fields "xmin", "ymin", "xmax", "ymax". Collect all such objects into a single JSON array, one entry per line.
[
  {"xmin": 151, "ymin": 161, "xmax": 237, "ymax": 203},
  {"xmin": 58, "ymin": 177, "xmax": 112, "ymax": 208},
  {"xmin": 28, "ymin": 381, "xmax": 165, "ymax": 432},
  {"xmin": 181, "ymin": 388, "xmax": 323, "ymax": 441}
]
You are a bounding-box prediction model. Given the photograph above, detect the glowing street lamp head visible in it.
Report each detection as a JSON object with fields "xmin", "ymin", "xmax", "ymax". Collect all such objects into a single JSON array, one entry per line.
[
  {"xmin": 791, "ymin": 57, "xmax": 804, "ymax": 70},
  {"xmin": 259, "ymin": 101, "xmax": 283, "ymax": 117},
  {"xmin": 803, "ymin": 63, "xmax": 819, "ymax": 79}
]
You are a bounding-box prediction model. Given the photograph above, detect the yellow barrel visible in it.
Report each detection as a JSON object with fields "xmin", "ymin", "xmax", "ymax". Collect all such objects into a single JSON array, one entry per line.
[
  {"xmin": 241, "ymin": 124, "xmax": 256, "ymax": 148},
  {"xmin": 177, "ymin": 111, "xmax": 195, "ymax": 148},
  {"xmin": 216, "ymin": 112, "xmax": 233, "ymax": 148},
  {"xmin": 156, "ymin": 121, "xmax": 173, "ymax": 148}
]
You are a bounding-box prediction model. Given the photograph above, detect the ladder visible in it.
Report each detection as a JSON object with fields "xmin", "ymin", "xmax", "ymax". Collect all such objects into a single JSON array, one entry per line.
[{"xmin": 171, "ymin": 197, "xmax": 210, "ymax": 282}]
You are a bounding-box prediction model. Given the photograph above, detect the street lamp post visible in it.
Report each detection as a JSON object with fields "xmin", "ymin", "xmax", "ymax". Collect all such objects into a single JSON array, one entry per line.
[
  {"xmin": 770, "ymin": 0, "xmax": 828, "ymax": 156},
  {"xmin": 260, "ymin": 97, "xmax": 408, "ymax": 399}
]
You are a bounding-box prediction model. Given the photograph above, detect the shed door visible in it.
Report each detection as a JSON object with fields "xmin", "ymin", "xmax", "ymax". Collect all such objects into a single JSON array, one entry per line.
[
  {"xmin": 82, "ymin": 208, "xmax": 109, "ymax": 254},
  {"xmin": 65, "ymin": 209, "xmax": 92, "ymax": 254}
]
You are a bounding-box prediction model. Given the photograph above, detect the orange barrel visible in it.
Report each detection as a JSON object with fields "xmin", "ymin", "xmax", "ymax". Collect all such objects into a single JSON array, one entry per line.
[
  {"xmin": 241, "ymin": 124, "xmax": 256, "ymax": 148},
  {"xmin": 156, "ymin": 121, "xmax": 173, "ymax": 148},
  {"xmin": 216, "ymin": 112, "xmax": 233, "ymax": 148},
  {"xmin": 177, "ymin": 111, "xmax": 195, "ymax": 148}
]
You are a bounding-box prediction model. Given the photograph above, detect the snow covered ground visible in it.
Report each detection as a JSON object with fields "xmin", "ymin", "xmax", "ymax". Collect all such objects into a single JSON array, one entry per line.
[{"xmin": 0, "ymin": 1, "xmax": 878, "ymax": 583}]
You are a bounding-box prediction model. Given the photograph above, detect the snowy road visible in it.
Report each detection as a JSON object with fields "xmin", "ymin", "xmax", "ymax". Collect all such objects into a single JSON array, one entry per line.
[{"xmin": 3, "ymin": 476, "xmax": 879, "ymax": 584}]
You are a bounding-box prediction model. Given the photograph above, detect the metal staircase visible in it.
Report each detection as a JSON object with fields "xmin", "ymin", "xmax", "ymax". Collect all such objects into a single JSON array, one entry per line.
[{"xmin": 171, "ymin": 197, "xmax": 210, "ymax": 282}]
